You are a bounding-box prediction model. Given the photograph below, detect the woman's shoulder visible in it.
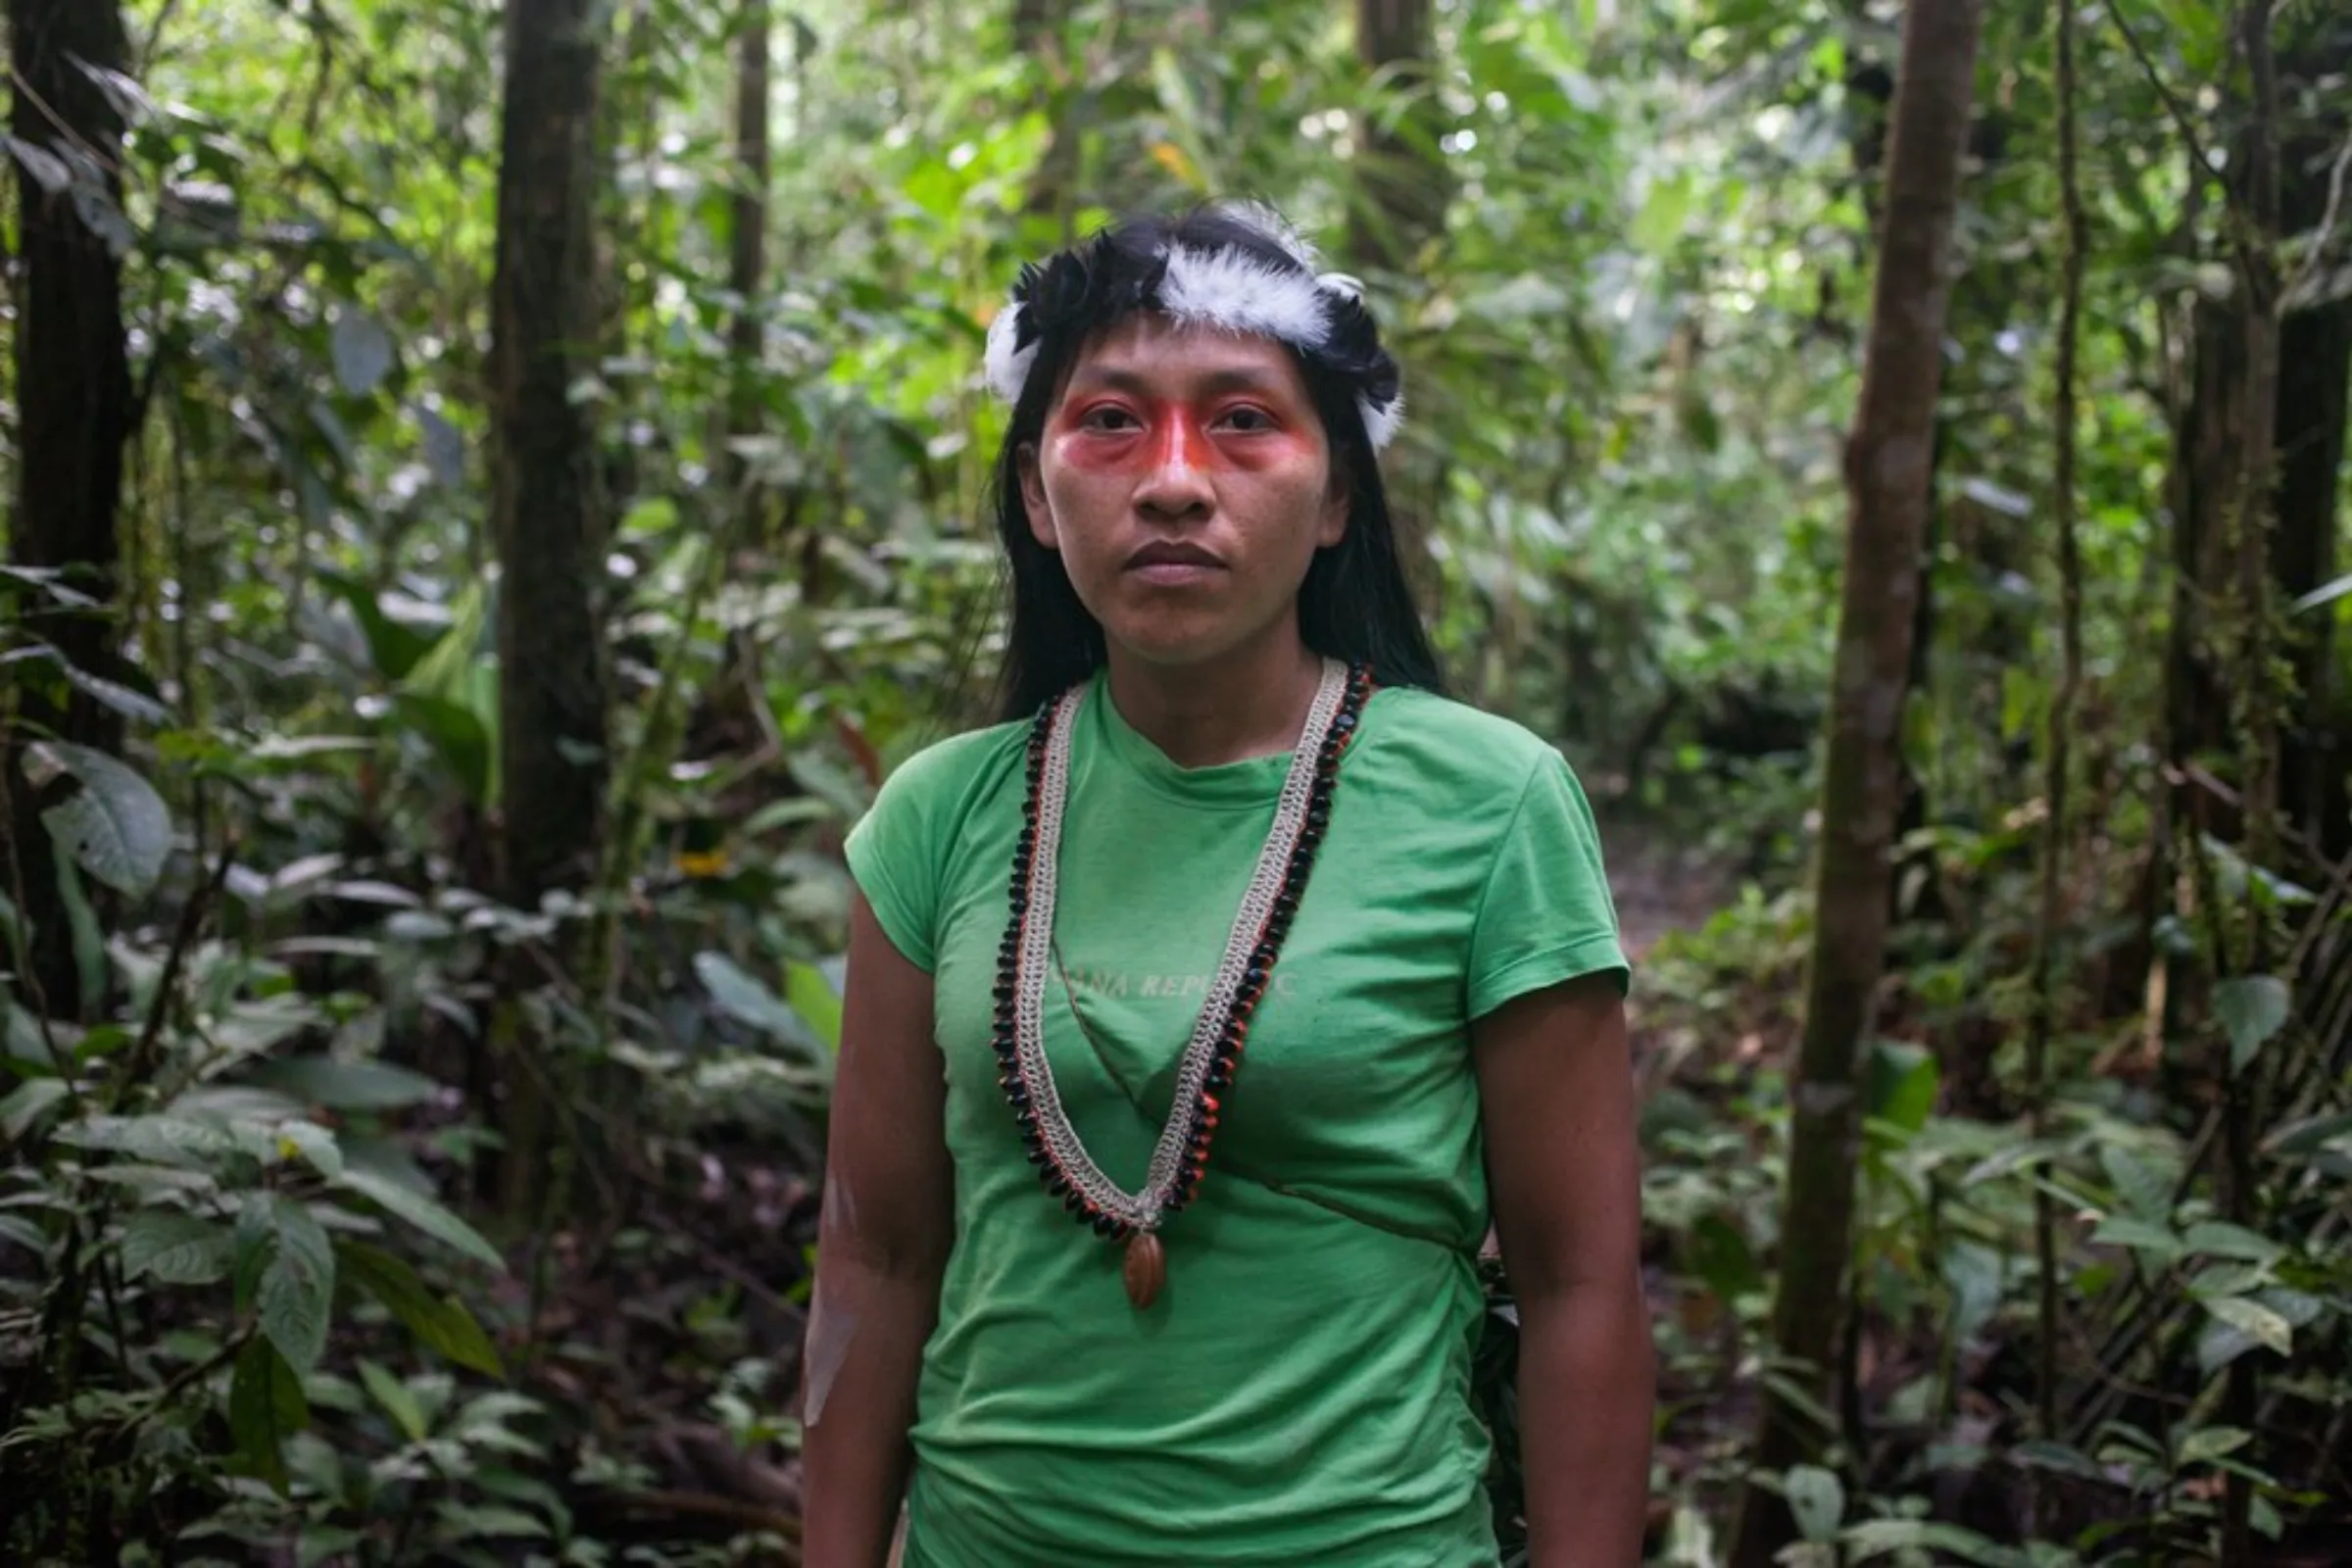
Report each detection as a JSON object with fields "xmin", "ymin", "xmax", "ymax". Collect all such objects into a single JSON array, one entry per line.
[
  {"xmin": 869, "ymin": 713, "xmax": 1034, "ymax": 816},
  {"xmin": 1361, "ymin": 685, "xmax": 1575, "ymax": 798}
]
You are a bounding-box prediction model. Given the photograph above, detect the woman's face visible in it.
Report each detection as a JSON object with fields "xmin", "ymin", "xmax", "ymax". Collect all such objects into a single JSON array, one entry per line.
[{"xmin": 1017, "ymin": 313, "xmax": 1347, "ymax": 673}]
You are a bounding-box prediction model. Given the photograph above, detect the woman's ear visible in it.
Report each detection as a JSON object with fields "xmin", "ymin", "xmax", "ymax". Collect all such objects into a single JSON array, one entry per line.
[
  {"xmin": 1017, "ymin": 443, "xmax": 1056, "ymax": 551},
  {"xmin": 1316, "ymin": 466, "xmax": 1348, "ymax": 550}
]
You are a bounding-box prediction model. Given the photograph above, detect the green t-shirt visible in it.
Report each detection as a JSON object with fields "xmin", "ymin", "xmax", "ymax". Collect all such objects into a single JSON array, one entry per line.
[{"xmin": 843, "ymin": 674, "xmax": 1628, "ymax": 1567}]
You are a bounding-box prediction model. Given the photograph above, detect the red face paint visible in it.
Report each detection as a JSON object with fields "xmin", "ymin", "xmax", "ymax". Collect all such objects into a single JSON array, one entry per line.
[{"xmin": 1046, "ymin": 389, "xmax": 1321, "ymax": 477}]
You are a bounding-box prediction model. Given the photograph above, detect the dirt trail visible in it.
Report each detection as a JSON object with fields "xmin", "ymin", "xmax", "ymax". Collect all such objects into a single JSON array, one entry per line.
[{"xmin": 1598, "ymin": 814, "xmax": 1734, "ymax": 965}]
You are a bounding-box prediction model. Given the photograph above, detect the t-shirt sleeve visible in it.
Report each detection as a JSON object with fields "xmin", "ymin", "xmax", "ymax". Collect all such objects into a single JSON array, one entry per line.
[
  {"xmin": 843, "ymin": 743, "xmax": 957, "ymax": 974},
  {"xmin": 1466, "ymin": 749, "xmax": 1630, "ymax": 1018}
]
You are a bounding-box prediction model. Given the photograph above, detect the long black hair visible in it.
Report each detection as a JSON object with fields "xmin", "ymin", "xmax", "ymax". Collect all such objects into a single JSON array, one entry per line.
[{"xmin": 986, "ymin": 204, "xmax": 1446, "ymax": 721}]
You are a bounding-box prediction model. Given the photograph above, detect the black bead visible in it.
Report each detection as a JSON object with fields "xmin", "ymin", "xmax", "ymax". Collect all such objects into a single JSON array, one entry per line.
[
  {"xmin": 1064, "ymin": 1190, "xmax": 1086, "ymax": 1213},
  {"xmin": 1047, "ymin": 1170, "xmax": 1070, "ymax": 1195},
  {"xmin": 1092, "ymin": 1213, "xmax": 1120, "ymax": 1238}
]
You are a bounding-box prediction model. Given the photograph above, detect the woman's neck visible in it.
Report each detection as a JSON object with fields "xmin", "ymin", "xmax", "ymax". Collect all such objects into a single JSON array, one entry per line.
[{"xmin": 1102, "ymin": 634, "xmax": 1324, "ymax": 770}]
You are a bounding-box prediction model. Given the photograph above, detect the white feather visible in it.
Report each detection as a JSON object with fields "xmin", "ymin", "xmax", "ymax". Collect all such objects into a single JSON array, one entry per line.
[
  {"xmin": 1358, "ymin": 391, "xmax": 1403, "ymax": 452},
  {"xmin": 1157, "ymin": 246, "xmax": 1330, "ymax": 348},
  {"xmin": 1223, "ymin": 199, "xmax": 1325, "ymax": 271},
  {"xmin": 982, "ymin": 300, "xmax": 1036, "ymax": 404}
]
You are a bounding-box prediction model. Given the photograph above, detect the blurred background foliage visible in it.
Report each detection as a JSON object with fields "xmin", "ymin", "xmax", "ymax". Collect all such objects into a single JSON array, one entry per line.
[{"xmin": 3, "ymin": 0, "xmax": 2349, "ymax": 1562}]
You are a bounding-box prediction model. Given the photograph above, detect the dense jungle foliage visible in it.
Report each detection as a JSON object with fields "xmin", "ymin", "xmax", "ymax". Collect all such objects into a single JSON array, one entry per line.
[{"xmin": 2, "ymin": 0, "xmax": 2348, "ymax": 1563}]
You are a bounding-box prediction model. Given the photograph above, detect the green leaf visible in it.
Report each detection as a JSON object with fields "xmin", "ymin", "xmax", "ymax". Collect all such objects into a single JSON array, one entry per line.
[
  {"xmin": 332, "ymin": 1168, "xmax": 504, "ymax": 1271},
  {"xmin": 418, "ymin": 406, "xmax": 466, "ymax": 488},
  {"xmin": 0, "ymin": 1077, "xmax": 72, "ymax": 1141},
  {"xmin": 1865, "ymin": 1038, "xmax": 1937, "ymax": 1136},
  {"xmin": 1843, "ymin": 1519, "xmax": 2031, "ymax": 1566},
  {"xmin": 331, "ymin": 310, "xmax": 396, "ymax": 397},
  {"xmin": 272, "ymin": 1119, "xmax": 343, "ymax": 1179},
  {"xmin": 232, "ymin": 1194, "xmax": 273, "ymax": 1313},
  {"xmin": 2201, "ymin": 1295, "xmax": 2291, "ymax": 1357},
  {"xmin": 33, "ymin": 742, "xmax": 172, "ymax": 899},
  {"xmin": 1784, "ymin": 1464, "xmax": 1843, "ymax": 1542},
  {"xmin": 259, "ymin": 1198, "xmax": 335, "ymax": 1373},
  {"xmin": 2098, "ymin": 1144, "xmax": 2172, "ymax": 1221},
  {"xmin": 1683, "ymin": 1211, "xmax": 1763, "ymax": 1301},
  {"xmin": 5, "ymin": 133, "xmax": 72, "ymax": 193},
  {"xmin": 2010, "ymin": 1439, "xmax": 2105, "ymax": 1482},
  {"xmin": 12, "ymin": 644, "xmax": 174, "ymax": 725},
  {"xmin": 228, "ymin": 1337, "xmax": 308, "ymax": 1494},
  {"xmin": 392, "ymin": 693, "xmax": 491, "ymax": 804},
  {"xmin": 696, "ymin": 952, "xmax": 820, "ymax": 1056},
  {"xmin": 2180, "ymin": 1220, "xmax": 2283, "ymax": 1264},
  {"xmin": 59, "ymin": 1112, "xmax": 236, "ymax": 1165},
  {"xmin": 2178, "ymin": 1425, "xmax": 2253, "ymax": 1465},
  {"xmin": 2090, "ymin": 1214, "xmax": 2181, "ymax": 1260},
  {"xmin": 785, "ymin": 959, "xmax": 844, "ymax": 1054},
  {"xmin": 358, "ymin": 1356, "xmax": 429, "ymax": 1443},
  {"xmin": 118, "ymin": 1209, "xmax": 233, "ymax": 1286},
  {"xmin": 254, "ymin": 1055, "xmax": 441, "ymax": 1111},
  {"xmin": 338, "ymin": 1240, "xmax": 505, "ymax": 1377},
  {"xmin": 2214, "ymin": 975, "xmax": 2290, "ymax": 1071}
]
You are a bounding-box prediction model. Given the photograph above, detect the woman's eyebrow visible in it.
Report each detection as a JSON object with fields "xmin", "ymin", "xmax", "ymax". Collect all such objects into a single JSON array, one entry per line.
[{"xmin": 1063, "ymin": 365, "xmax": 1292, "ymax": 398}]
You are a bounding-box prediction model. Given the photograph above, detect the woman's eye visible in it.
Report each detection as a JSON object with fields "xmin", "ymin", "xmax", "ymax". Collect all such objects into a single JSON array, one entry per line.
[
  {"xmin": 1218, "ymin": 406, "xmax": 1276, "ymax": 432},
  {"xmin": 1078, "ymin": 406, "xmax": 1139, "ymax": 431}
]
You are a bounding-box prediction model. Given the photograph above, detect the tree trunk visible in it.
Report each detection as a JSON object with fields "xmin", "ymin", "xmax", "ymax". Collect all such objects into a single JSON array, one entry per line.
[
  {"xmin": 2, "ymin": 0, "xmax": 133, "ymax": 1022},
  {"xmin": 1727, "ymin": 4, "xmax": 1985, "ymax": 1563},
  {"xmin": 490, "ymin": 0, "xmax": 612, "ymax": 1209},
  {"xmin": 1349, "ymin": 0, "xmax": 1448, "ymax": 273},
  {"xmin": 725, "ymin": 0, "xmax": 772, "ymax": 514},
  {"xmin": 2273, "ymin": 20, "xmax": 2351, "ymax": 862}
]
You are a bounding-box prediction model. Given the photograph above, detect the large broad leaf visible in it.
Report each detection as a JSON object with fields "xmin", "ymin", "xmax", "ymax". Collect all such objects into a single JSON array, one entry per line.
[
  {"xmin": 338, "ymin": 1239, "xmax": 505, "ymax": 1377},
  {"xmin": 2201, "ymin": 1295, "xmax": 2292, "ymax": 1361},
  {"xmin": 254, "ymin": 1054, "xmax": 441, "ymax": 1112},
  {"xmin": 393, "ymin": 692, "xmax": 491, "ymax": 805},
  {"xmin": 1865, "ymin": 1038, "xmax": 1938, "ymax": 1136},
  {"xmin": 259, "ymin": 1197, "xmax": 334, "ymax": 1373},
  {"xmin": 1843, "ymin": 1519, "xmax": 2032, "ymax": 1566},
  {"xmin": 228, "ymin": 1336, "xmax": 308, "ymax": 1494},
  {"xmin": 696, "ymin": 952, "xmax": 822, "ymax": 1058},
  {"xmin": 358, "ymin": 1356, "xmax": 430, "ymax": 1443},
  {"xmin": 5, "ymin": 133, "xmax": 71, "ymax": 193},
  {"xmin": 1784, "ymin": 1464, "xmax": 1843, "ymax": 1542},
  {"xmin": 318, "ymin": 570, "xmax": 443, "ymax": 682},
  {"xmin": 59, "ymin": 1112, "xmax": 237, "ymax": 1165},
  {"xmin": 2214, "ymin": 976, "xmax": 2290, "ymax": 1073},
  {"xmin": 118, "ymin": 1208, "xmax": 234, "ymax": 1287},
  {"xmin": 32, "ymin": 743, "xmax": 172, "ymax": 898},
  {"xmin": 330, "ymin": 310, "xmax": 396, "ymax": 397},
  {"xmin": 0, "ymin": 1077, "xmax": 72, "ymax": 1141},
  {"xmin": 332, "ymin": 1167, "xmax": 504, "ymax": 1271}
]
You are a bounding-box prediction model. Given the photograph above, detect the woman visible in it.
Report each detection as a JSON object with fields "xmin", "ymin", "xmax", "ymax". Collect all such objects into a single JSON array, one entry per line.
[{"xmin": 803, "ymin": 201, "xmax": 1652, "ymax": 1567}]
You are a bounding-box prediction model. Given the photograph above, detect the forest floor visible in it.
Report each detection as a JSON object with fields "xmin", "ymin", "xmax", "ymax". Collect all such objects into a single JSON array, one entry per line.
[{"xmin": 1599, "ymin": 813, "xmax": 1739, "ymax": 966}]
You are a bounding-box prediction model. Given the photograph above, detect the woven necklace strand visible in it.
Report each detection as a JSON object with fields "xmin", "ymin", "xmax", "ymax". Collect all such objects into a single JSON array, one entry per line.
[{"xmin": 990, "ymin": 657, "xmax": 1373, "ymax": 1309}]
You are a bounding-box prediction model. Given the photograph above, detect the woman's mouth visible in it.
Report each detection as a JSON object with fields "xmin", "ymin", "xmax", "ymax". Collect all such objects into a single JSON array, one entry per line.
[{"xmin": 1125, "ymin": 541, "xmax": 1224, "ymax": 584}]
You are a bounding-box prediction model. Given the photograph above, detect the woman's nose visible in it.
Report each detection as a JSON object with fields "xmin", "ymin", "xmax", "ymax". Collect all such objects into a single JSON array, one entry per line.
[{"xmin": 1135, "ymin": 417, "xmax": 1213, "ymax": 514}]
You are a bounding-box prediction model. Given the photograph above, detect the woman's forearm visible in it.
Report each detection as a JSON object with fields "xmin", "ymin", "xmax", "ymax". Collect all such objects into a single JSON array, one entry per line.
[
  {"xmin": 1515, "ymin": 1278, "xmax": 1655, "ymax": 1568},
  {"xmin": 799, "ymin": 1260, "xmax": 945, "ymax": 1567}
]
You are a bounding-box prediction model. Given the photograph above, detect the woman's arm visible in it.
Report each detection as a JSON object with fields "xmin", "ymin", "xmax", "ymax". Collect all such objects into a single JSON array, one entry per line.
[
  {"xmin": 801, "ymin": 892, "xmax": 956, "ymax": 1567},
  {"xmin": 1474, "ymin": 972, "xmax": 1653, "ymax": 1568}
]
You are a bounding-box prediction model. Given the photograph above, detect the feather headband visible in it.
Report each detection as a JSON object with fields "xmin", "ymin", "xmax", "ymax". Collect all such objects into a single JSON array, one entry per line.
[{"xmin": 981, "ymin": 208, "xmax": 1405, "ymax": 453}]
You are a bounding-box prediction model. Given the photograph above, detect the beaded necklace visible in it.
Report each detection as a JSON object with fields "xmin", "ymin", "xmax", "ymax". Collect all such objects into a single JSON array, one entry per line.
[{"xmin": 991, "ymin": 658, "xmax": 1374, "ymax": 1309}]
